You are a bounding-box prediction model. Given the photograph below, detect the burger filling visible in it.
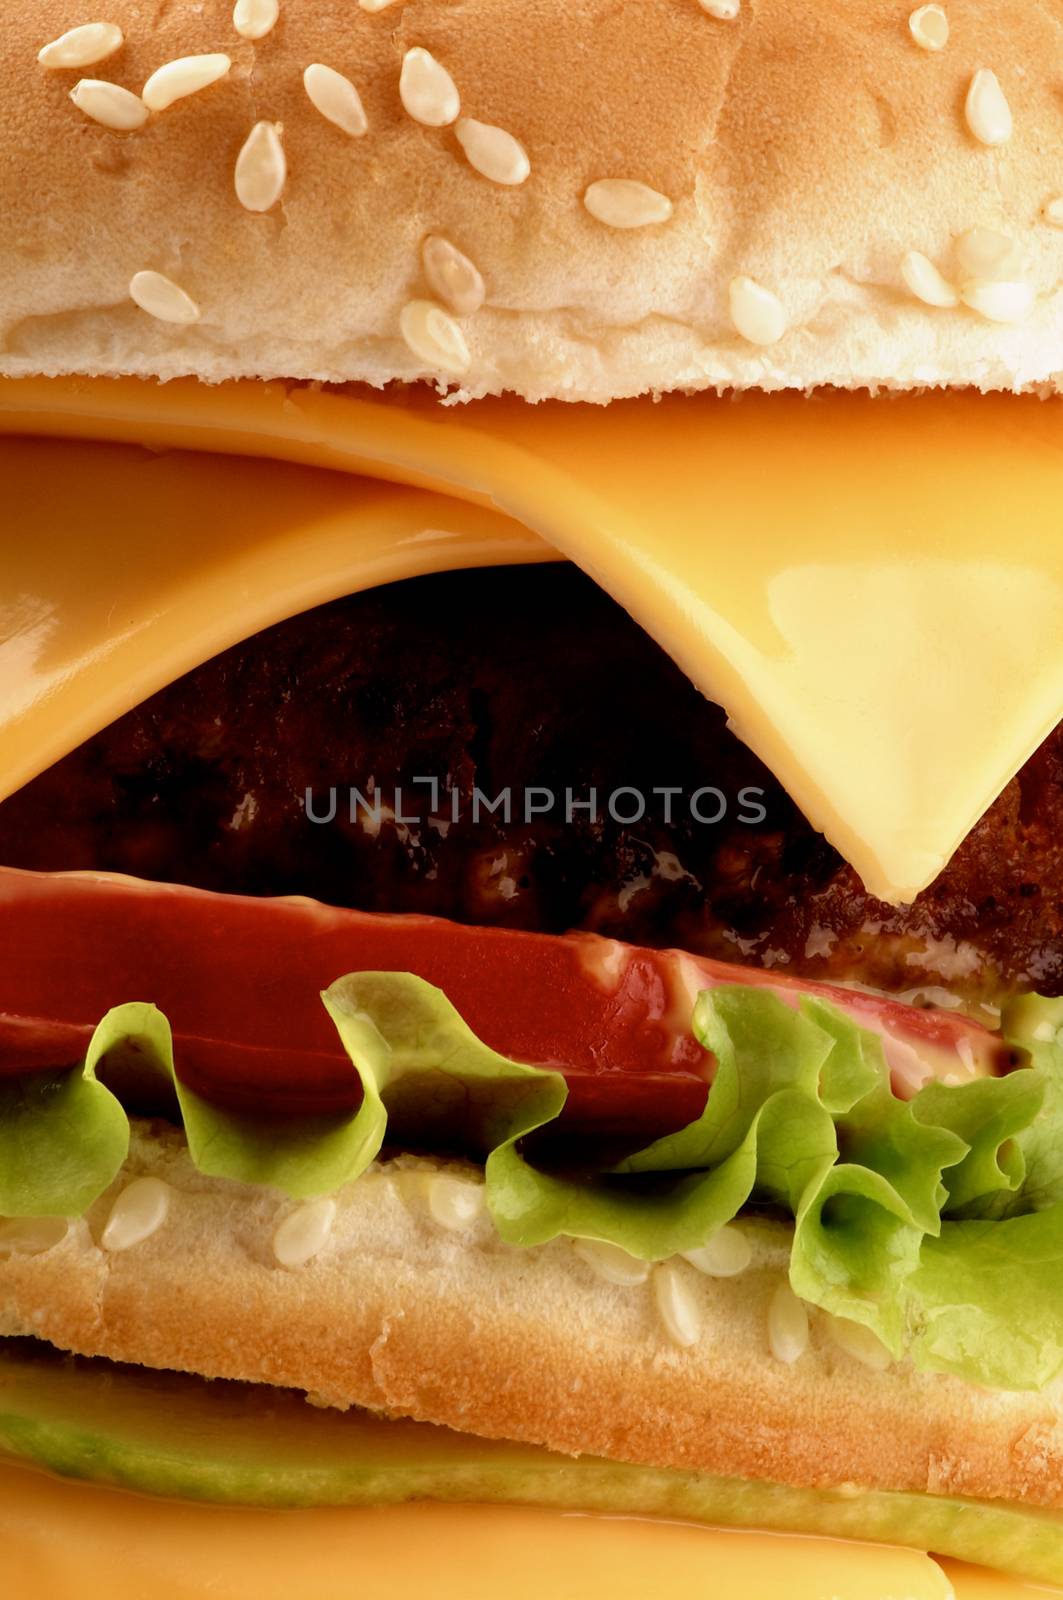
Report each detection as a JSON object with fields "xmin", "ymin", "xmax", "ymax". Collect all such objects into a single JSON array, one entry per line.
[
  {"xmin": 1, "ymin": 566, "xmax": 1059, "ymax": 1010},
  {"xmin": 4, "ymin": 566, "xmax": 1063, "ymax": 1582}
]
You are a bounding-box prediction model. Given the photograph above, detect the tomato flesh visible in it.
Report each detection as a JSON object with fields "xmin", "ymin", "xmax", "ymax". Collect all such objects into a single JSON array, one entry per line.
[{"xmin": 0, "ymin": 867, "xmax": 1009, "ymax": 1140}]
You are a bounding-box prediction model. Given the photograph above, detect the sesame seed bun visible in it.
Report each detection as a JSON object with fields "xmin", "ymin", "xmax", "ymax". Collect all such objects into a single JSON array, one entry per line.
[
  {"xmin": 5, "ymin": 0, "xmax": 1063, "ymax": 401},
  {"xmin": 3, "ymin": 1126, "xmax": 1063, "ymax": 1512}
]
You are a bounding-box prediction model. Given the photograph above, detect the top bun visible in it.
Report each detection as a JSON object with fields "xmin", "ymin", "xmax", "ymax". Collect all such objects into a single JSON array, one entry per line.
[{"xmin": 4, "ymin": 0, "xmax": 1063, "ymax": 402}]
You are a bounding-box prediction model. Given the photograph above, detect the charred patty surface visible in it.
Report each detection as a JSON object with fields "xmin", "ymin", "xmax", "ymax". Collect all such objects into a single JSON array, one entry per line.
[{"xmin": 2, "ymin": 565, "xmax": 1061, "ymax": 1004}]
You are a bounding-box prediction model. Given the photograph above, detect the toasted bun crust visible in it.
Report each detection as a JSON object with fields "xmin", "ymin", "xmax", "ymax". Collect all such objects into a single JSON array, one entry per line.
[
  {"xmin": 3, "ymin": 1125, "xmax": 1063, "ymax": 1511},
  {"xmin": 4, "ymin": 1, "xmax": 1063, "ymax": 400}
]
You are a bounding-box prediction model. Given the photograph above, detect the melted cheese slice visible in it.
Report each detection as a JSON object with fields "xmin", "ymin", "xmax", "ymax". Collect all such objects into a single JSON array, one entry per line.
[
  {"xmin": 0, "ymin": 1459, "xmax": 1037, "ymax": 1600},
  {"xmin": 4, "ymin": 377, "xmax": 1063, "ymax": 901},
  {"xmin": 0, "ymin": 435, "xmax": 553, "ymax": 804}
]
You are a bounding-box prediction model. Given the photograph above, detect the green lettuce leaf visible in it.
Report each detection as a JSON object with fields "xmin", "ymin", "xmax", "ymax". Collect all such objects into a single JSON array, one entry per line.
[
  {"xmin": 478, "ymin": 983, "xmax": 1063, "ymax": 1389},
  {"xmin": 325, "ymin": 971, "xmax": 566, "ymax": 1165},
  {"xmin": 42, "ymin": 979, "xmax": 569, "ymax": 1203},
  {"xmin": 889, "ymin": 997, "xmax": 1063, "ymax": 1388},
  {"xmin": 0, "ymin": 1011, "xmax": 130, "ymax": 1217},
  {"xmin": 995, "ymin": 995, "xmax": 1063, "ymax": 1213},
  {"xmin": 904, "ymin": 1209, "xmax": 1063, "ymax": 1388},
  {"xmin": 487, "ymin": 989, "xmax": 846, "ymax": 1256},
  {"xmin": 10, "ymin": 972, "xmax": 1063, "ymax": 1394},
  {"xmin": 87, "ymin": 1000, "xmax": 391, "ymax": 1200},
  {"xmin": 787, "ymin": 1010, "xmax": 969, "ymax": 1352},
  {"xmin": 489, "ymin": 987, "xmax": 973, "ymax": 1360},
  {"xmin": 911, "ymin": 1071, "xmax": 1041, "ymax": 1215}
]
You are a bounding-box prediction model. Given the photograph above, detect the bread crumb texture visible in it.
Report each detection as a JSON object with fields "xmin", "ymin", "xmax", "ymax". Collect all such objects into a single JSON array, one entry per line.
[
  {"xmin": 3, "ymin": 1124, "xmax": 1063, "ymax": 1510},
  {"xmin": 6, "ymin": 0, "xmax": 1063, "ymax": 398}
]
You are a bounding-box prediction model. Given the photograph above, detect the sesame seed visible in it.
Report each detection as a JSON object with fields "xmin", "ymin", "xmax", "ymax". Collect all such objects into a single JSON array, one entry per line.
[
  {"xmin": 767, "ymin": 1282, "xmax": 809, "ymax": 1364},
  {"xmin": 272, "ymin": 1197, "xmax": 336, "ymax": 1269},
  {"xmin": 681, "ymin": 1224, "xmax": 751, "ymax": 1278},
  {"xmin": 69, "ymin": 78, "xmax": 148, "ymax": 130},
  {"xmin": 422, "ymin": 235, "xmax": 485, "ymax": 315},
  {"xmin": 955, "ymin": 226, "xmax": 1017, "ymax": 280},
  {"xmin": 1043, "ymin": 197, "xmax": 1063, "ymax": 229},
  {"xmin": 828, "ymin": 1316, "xmax": 893, "ymax": 1370},
  {"xmin": 729, "ymin": 276, "xmax": 786, "ymax": 345},
  {"xmin": 234, "ymin": 120, "xmax": 286, "ymax": 212},
  {"xmin": 129, "ymin": 270, "xmax": 201, "ymax": 325},
  {"xmin": 399, "ymin": 46, "xmax": 460, "ymax": 127},
  {"xmin": 360, "ymin": 0, "xmax": 402, "ymax": 8},
  {"xmin": 455, "ymin": 117, "xmax": 529, "ymax": 185},
  {"xmin": 426, "ymin": 1174, "xmax": 485, "ymax": 1232},
  {"xmin": 965, "ymin": 69, "xmax": 1012, "ymax": 147},
  {"xmin": 303, "ymin": 63, "xmax": 368, "ymax": 137},
  {"xmin": 101, "ymin": 1177, "xmax": 172, "ymax": 1252},
  {"xmin": 233, "ymin": 0, "xmax": 279, "ymax": 41},
  {"xmin": 908, "ymin": 5, "xmax": 948, "ymax": 51},
  {"xmin": 654, "ymin": 1261, "xmax": 702, "ymax": 1348},
  {"xmin": 0, "ymin": 1216, "xmax": 69, "ymax": 1256},
  {"xmin": 583, "ymin": 178, "xmax": 673, "ymax": 230},
  {"xmin": 142, "ymin": 53, "xmax": 231, "ymax": 112},
  {"xmin": 38, "ymin": 21, "xmax": 123, "ymax": 70},
  {"xmin": 572, "ymin": 1238, "xmax": 650, "ymax": 1287},
  {"xmin": 960, "ymin": 279, "xmax": 1035, "ymax": 324},
  {"xmin": 400, "ymin": 298, "xmax": 471, "ymax": 377},
  {"xmin": 699, "ymin": 0, "xmax": 740, "ymax": 17},
  {"xmin": 901, "ymin": 250, "xmax": 958, "ymax": 308}
]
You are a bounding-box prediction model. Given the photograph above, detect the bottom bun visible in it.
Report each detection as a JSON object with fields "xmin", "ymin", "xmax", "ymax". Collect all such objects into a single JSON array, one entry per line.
[{"xmin": 2, "ymin": 1122, "xmax": 1062, "ymax": 1511}]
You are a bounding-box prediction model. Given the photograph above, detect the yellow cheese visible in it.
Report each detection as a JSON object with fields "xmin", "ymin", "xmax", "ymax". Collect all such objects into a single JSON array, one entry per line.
[
  {"xmin": 0, "ymin": 434, "xmax": 553, "ymax": 805},
  {"xmin": 4, "ymin": 377, "xmax": 1063, "ymax": 901},
  {"xmin": 0, "ymin": 1458, "xmax": 1033, "ymax": 1600}
]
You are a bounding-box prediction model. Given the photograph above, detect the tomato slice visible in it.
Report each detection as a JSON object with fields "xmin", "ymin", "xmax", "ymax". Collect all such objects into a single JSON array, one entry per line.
[{"xmin": 0, "ymin": 867, "xmax": 1009, "ymax": 1140}]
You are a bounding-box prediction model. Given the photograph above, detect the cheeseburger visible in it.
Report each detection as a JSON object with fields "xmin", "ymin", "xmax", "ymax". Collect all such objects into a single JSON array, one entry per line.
[{"xmin": 4, "ymin": 2, "xmax": 1063, "ymax": 1597}]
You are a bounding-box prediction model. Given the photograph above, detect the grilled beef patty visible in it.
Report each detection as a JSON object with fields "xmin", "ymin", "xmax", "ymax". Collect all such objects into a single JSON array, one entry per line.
[{"xmin": 2, "ymin": 564, "xmax": 1061, "ymax": 1005}]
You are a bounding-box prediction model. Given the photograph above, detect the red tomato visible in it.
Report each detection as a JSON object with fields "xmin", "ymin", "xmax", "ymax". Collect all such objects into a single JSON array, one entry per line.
[{"xmin": 0, "ymin": 867, "xmax": 1009, "ymax": 1139}]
